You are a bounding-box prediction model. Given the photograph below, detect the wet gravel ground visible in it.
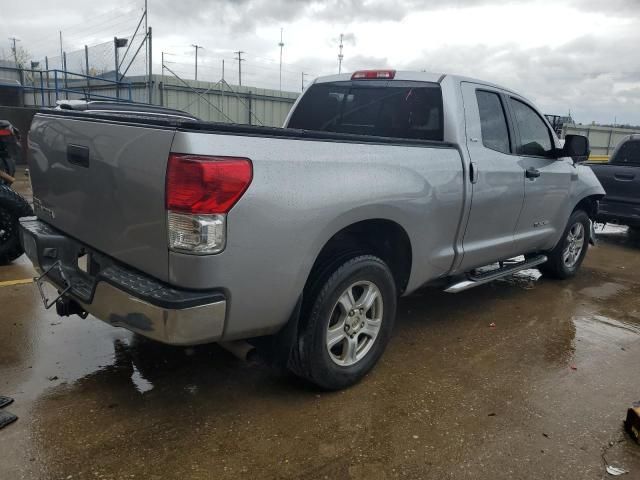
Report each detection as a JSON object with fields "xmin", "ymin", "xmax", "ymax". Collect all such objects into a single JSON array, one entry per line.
[{"xmin": 1, "ymin": 174, "xmax": 639, "ymax": 479}]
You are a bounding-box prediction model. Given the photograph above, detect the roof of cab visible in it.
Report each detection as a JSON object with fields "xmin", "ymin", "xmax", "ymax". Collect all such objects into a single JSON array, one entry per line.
[{"xmin": 313, "ymin": 70, "xmax": 519, "ymax": 96}]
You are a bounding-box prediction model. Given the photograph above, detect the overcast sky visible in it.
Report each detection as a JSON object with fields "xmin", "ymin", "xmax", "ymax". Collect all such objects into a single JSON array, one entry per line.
[{"xmin": 2, "ymin": 0, "xmax": 639, "ymax": 125}]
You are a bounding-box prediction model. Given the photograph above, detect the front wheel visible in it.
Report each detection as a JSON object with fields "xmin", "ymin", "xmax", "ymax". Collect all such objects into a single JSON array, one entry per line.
[
  {"xmin": 292, "ymin": 255, "xmax": 397, "ymax": 390},
  {"xmin": 540, "ymin": 210, "xmax": 590, "ymax": 279}
]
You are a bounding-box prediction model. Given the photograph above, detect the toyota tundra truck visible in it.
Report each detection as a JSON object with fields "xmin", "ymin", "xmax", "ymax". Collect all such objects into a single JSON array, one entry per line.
[{"xmin": 20, "ymin": 70, "xmax": 604, "ymax": 389}]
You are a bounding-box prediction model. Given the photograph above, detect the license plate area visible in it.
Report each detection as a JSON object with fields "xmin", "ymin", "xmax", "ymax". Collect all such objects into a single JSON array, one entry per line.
[{"xmin": 35, "ymin": 261, "xmax": 71, "ymax": 309}]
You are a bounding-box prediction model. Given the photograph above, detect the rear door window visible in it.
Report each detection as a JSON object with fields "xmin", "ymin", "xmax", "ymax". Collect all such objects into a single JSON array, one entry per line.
[
  {"xmin": 287, "ymin": 81, "xmax": 444, "ymax": 141},
  {"xmin": 509, "ymin": 98, "xmax": 553, "ymax": 157},
  {"xmin": 612, "ymin": 140, "xmax": 640, "ymax": 165},
  {"xmin": 476, "ymin": 90, "xmax": 511, "ymax": 154}
]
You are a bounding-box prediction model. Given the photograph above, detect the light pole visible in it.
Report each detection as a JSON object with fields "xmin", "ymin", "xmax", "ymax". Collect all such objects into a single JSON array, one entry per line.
[
  {"xmin": 278, "ymin": 28, "xmax": 284, "ymax": 92},
  {"xmin": 338, "ymin": 33, "xmax": 344, "ymax": 74}
]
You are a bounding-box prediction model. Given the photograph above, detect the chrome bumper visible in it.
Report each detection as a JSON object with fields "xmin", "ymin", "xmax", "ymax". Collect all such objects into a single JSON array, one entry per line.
[
  {"xmin": 20, "ymin": 217, "xmax": 227, "ymax": 346},
  {"xmin": 76, "ymin": 282, "xmax": 226, "ymax": 346}
]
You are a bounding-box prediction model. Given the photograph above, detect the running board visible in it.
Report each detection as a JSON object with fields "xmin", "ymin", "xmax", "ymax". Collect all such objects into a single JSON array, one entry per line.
[{"xmin": 444, "ymin": 255, "xmax": 547, "ymax": 293}]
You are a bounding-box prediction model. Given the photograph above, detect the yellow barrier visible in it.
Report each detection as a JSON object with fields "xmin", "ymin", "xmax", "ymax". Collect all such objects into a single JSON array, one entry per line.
[{"xmin": 588, "ymin": 155, "xmax": 609, "ymax": 163}]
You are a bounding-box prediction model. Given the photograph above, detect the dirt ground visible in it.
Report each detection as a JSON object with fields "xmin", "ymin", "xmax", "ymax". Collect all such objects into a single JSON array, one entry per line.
[{"xmin": 1, "ymin": 172, "xmax": 639, "ymax": 479}]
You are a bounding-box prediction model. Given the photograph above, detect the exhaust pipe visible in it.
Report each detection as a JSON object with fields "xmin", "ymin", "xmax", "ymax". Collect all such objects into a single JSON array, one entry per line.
[{"xmin": 218, "ymin": 341, "xmax": 257, "ymax": 361}]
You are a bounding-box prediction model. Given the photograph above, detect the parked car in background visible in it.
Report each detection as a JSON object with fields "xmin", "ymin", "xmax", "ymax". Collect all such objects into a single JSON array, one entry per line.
[
  {"xmin": 21, "ymin": 70, "xmax": 603, "ymax": 389},
  {"xmin": 589, "ymin": 135, "xmax": 640, "ymax": 234}
]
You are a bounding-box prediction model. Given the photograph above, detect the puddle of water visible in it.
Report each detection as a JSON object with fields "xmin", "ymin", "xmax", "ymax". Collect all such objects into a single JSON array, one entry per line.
[
  {"xmin": 573, "ymin": 314, "xmax": 640, "ymax": 344},
  {"xmin": 578, "ymin": 282, "xmax": 627, "ymax": 300}
]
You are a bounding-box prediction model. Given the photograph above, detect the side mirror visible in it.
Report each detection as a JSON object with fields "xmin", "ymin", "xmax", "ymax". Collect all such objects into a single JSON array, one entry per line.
[{"xmin": 561, "ymin": 134, "xmax": 590, "ymax": 163}]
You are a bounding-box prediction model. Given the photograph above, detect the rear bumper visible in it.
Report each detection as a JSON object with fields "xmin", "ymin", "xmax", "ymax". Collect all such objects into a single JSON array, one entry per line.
[{"xmin": 19, "ymin": 217, "xmax": 227, "ymax": 345}]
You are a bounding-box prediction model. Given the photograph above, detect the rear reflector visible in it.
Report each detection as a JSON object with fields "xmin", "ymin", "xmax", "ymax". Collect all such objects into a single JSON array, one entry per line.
[
  {"xmin": 351, "ymin": 69, "xmax": 396, "ymax": 80},
  {"xmin": 166, "ymin": 154, "xmax": 252, "ymax": 214}
]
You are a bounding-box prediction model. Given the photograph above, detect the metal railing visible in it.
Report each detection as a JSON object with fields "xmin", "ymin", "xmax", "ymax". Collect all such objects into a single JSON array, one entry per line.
[{"xmin": 0, "ymin": 65, "xmax": 133, "ymax": 105}]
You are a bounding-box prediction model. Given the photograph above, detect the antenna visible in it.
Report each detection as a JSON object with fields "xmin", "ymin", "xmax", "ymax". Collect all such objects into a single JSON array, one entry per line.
[
  {"xmin": 278, "ymin": 28, "xmax": 284, "ymax": 92},
  {"xmin": 338, "ymin": 33, "xmax": 344, "ymax": 74}
]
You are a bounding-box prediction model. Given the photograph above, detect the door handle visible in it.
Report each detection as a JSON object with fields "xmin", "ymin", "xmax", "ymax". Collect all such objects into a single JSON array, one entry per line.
[
  {"xmin": 614, "ymin": 173, "xmax": 634, "ymax": 181},
  {"xmin": 67, "ymin": 144, "xmax": 90, "ymax": 168},
  {"xmin": 525, "ymin": 167, "xmax": 541, "ymax": 179},
  {"xmin": 470, "ymin": 162, "xmax": 478, "ymax": 184}
]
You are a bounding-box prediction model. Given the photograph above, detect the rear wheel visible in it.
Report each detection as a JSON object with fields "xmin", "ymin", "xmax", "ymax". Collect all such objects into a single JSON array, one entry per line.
[
  {"xmin": 292, "ymin": 255, "xmax": 397, "ymax": 390},
  {"xmin": 0, "ymin": 185, "xmax": 33, "ymax": 264},
  {"xmin": 540, "ymin": 210, "xmax": 590, "ymax": 279}
]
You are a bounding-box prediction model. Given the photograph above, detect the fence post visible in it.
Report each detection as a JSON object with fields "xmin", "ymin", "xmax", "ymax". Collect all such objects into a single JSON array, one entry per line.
[
  {"xmin": 148, "ymin": 27, "xmax": 153, "ymax": 104},
  {"xmin": 62, "ymin": 52, "xmax": 69, "ymax": 100},
  {"xmin": 114, "ymin": 37, "xmax": 120, "ymax": 101},
  {"xmin": 40, "ymin": 70, "xmax": 45, "ymax": 105},
  {"xmin": 84, "ymin": 45, "xmax": 90, "ymax": 100},
  {"xmin": 45, "ymin": 56, "xmax": 51, "ymax": 105},
  {"xmin": 32, "ymin": 70, "xmax": 37, "ymax": 105},
  {"xmin": 54, "ymin": 70, "xmax": 59, "ymax": 102}
]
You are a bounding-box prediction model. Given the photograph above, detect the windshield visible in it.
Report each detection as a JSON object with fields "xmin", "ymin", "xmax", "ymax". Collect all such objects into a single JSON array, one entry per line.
[{"xmin": 288, "ymin": 81, "xmax": 444, "ymax": 141}]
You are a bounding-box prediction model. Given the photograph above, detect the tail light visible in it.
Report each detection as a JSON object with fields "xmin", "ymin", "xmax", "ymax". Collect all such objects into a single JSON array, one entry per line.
[
  {"xmin": 166, "ymin": 153, "xmax": 252, "ymax": 254},
  {"xmin": 351, "ymin": 69, "xmax": 396, "ymax": 80},
  {"xmin": 0, "ymin": 128, "xmax": 13, "ymax": 137}
]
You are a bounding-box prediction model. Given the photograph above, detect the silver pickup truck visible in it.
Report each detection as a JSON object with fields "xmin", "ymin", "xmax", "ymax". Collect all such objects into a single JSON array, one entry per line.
[{"xmin": 20, "ymin": 70, "xmax": 604, "ymax": 389}]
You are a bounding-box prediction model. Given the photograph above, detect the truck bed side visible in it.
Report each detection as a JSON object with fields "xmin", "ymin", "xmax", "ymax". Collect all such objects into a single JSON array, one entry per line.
[{"xmin": 27, "ymin": 111, "xmax": 465, "ymax": 339}]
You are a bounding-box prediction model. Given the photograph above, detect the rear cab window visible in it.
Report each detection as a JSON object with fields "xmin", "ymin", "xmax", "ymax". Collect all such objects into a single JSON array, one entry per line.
[
  {"xmin": 612, "ymin": 140, "xmax": 640, "ymax": 166},
  {"xmin": 287, "ymin": 80, "xmax": 444, "ymax": 141}
]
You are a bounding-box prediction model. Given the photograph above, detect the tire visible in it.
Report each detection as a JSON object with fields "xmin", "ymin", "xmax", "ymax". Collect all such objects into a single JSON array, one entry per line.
[
  {"xmin": 292, "ymin": 255, "xmax": 397, "ymax": 390},
  {"xmin": 629, "ymin": 227, "xmax": 640, "ymax": 242},
  {"xmin": 0, "ymin": 185, "xmax": 33, "ymax": 264},
  {"xmin": 539, "ymin": 210, "xmax": 590, "ymax": 279},
  {"xmin": 0, "ymin": 154, "xmax": 16, "ymax": 179}
]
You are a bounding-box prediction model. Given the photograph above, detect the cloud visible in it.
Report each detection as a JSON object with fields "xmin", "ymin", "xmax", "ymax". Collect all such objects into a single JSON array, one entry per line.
[
  {"xmin": 402, "ymin": 30, "xmax": 640, "ymax": 124},
  {"xmin": 1, "ymin": 0, "xmax": 639, "ymax": 123}
]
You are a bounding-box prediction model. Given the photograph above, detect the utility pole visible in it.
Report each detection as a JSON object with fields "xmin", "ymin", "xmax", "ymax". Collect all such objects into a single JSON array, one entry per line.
[
  {"xmin": 338, "ymin": 33, "xmax": 344, "ymax": 74},
  {"xmin": 278, "ymin": 28, "xmax": 284, "ymax": 92},
  {"xmin": 144, "ymin": 0, "xmax": 149, "ymax": 102},
  {"xmin": 59, "ymin": 31, "xmax": 63, "ymax": 66},
  {"xmin": 192, "ymin": 44, "xmax": 203, "ymax": 81},
  {"xmin": 147, "ymin": 27, "xmax": 153, "ymax": 104},
  {"xmin": 301, "ymin": 72, "xmax": 309, "ymax": 91},
  {"xmin": 235, "ymin": 50, "xmax": 244, "ymax": 86},
  {"xmin": 8, "ymin": 37, "xmax": 20, "ymax": 65}
]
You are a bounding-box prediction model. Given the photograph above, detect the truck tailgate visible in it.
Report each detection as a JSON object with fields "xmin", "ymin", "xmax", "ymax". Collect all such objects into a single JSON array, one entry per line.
[{"xmin": 28, "ymin": 113, "xmax": 176, "ymax": 282}]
